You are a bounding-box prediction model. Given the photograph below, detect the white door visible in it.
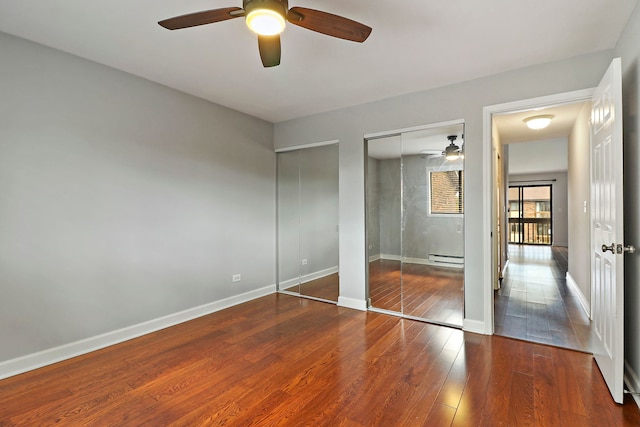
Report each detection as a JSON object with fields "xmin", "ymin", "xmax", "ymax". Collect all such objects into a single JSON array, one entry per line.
[{"xmin": 591, "ymin": 57, "xmax": 627, "ymax": 404}]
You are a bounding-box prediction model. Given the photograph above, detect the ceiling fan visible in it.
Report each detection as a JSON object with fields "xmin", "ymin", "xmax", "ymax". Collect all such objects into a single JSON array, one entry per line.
[{"xmin": 158, "ymin": 0, "xmax": 372, "ymax": 67}]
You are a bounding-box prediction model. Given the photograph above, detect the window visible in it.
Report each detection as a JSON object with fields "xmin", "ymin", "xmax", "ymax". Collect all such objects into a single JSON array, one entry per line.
[
  {"xmin": 509, "ymin": 201, "xmax": 520, "ymax": 218},
  {"xmin": 429, "ymin": 170, "xmax": 463, "ymax": 215},
  {"xmin": 535, "ymin": 201, "xmax": 551, "ymax": 218}
]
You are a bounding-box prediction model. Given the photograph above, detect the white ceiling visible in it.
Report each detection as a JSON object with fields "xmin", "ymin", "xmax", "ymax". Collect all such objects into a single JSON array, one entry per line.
[
  {"xmin": 0, "ymin": 1, "xmax": 637, "ymax": 123},
  {"xmin": 494, "ymin": 101, "xmax": 591, "ymax": 144}
]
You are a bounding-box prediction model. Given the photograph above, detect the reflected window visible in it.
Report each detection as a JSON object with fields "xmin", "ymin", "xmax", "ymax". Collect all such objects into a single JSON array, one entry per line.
[{"xmin": 429, "ymin": 170, "xmax": 464, "ymax": 215}]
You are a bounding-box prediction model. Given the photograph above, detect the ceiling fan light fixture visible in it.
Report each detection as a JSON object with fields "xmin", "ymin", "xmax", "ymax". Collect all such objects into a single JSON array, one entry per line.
[
  {"xmin": 444, "ymin": 135, "xmax": 461, "ymax": 160},
  {"xmin": 445, "ymin": 144, "xmax": 460, "ymax": 160},
  {"xmin": 523, "ymin": 114, "xmax": 555, "ymax": 130},
  {"xmin": 246, "ymin": 8, "xmax": 286, "ymax": 36}
]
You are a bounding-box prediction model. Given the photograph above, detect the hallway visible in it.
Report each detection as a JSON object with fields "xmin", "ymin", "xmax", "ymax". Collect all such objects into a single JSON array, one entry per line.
[{"xmin": 495, "ymin": 245, "xmax": 594, "ymax": 352}]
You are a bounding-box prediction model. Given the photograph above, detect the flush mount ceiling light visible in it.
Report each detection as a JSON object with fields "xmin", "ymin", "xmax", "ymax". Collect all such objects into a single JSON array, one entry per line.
[
  {"xmin": 445, "ymin": 135, "xmax": 461, "ymax": 160},
  {"xmin": 245, "ymin": 0, "xmax": 287, "ymax": 35},
  {"xmin": 523, "ymin": 114, "xmax": 555, "ymax": 130}
]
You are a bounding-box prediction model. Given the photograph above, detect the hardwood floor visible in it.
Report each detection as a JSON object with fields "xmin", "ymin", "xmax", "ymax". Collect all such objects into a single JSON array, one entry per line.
[
  {"xmin": 369, "ymin": 260, "xmax": 464, "ymax": 326},
  {"xmin": 495, "ymin": 245, "xmax": 593, "ymax": 352},
  {"xmin": 4, "ymin": 294, "xmax": 636, "ymax": 426}
]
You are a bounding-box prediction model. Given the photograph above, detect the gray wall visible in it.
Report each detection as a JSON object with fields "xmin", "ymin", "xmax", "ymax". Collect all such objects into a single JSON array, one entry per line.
[
  {"xmin": 508, "ymin": 138, "xmax": 568, "ymax": 174},
  {"xmin": 0, "ymin": 32, "xmax": 275, "ymax": 363},
  {"xmin": 567, "ymin": 102, "xmax": 592, "ymax": 305},
  {"xmin": 275, "ymin": 50, "xmax": 613, "ymax": 321},
  {"xmin": 508, "ymin": 172, "xmax": 569, "ymax": 247},
  {"xmin": 614, "ymin": 1, "xmax": 640, "ymax": 398}
]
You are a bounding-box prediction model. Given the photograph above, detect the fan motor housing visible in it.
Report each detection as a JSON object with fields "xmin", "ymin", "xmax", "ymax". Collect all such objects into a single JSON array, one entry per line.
[{"xmin": 244, "ymin": 0, "xmax": 288, "ymax": 16}]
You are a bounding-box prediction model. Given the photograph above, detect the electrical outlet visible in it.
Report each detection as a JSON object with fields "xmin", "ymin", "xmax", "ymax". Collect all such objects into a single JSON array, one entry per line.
[
  {"xmin": 301, "ymin": 259, "xmax": 308, "ymax": 265},
  {"xmin": 232, "ymin": 274, "xmax": 241, "ymax": 282}
]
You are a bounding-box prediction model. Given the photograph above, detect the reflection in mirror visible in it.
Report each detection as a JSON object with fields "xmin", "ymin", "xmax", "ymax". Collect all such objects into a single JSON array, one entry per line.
[
  {"xmin": 277, "ymin": 144, "xmax": 339, "ymax": 302},
  {"xmin": 367, "ymin": 124, "xmax": 465, "ymax": 327},
  {"xmin": 277, "ymin": 150, "xmax": 301, "ymax": 295},
  {"xmin": 401, "ymin": 127, "xmax": 464, "ymax": 325},
  {"xmin": 367, "ymin": 137, "xmax": 402, "ymax": 313}
]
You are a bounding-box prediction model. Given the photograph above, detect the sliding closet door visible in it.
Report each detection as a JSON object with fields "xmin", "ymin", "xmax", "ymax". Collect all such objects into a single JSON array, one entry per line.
[
  {"xmin": 400, "ymin": 128, "xmax": 464, "ymax": 326},
  {"xmin": 277, "ymin": 150, "xmax": 301, "ymax": 294},
  {"xmin": 367, "ymin": 124, "xmax": 465, "ymax": 327},
  {"xmin": 367, "ymin": 137, "xmax": 403, "ymax": 313},
  {"xmin": 277, "ymin": 143, "xmax": 339, "ymax": 302},
  {"xmin": 298, "ymin": 144, "xmax": 339, "ymax": 301}
]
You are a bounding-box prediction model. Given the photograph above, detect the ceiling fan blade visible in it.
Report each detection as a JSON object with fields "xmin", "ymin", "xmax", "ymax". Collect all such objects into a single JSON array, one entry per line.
[
  {"xmin": 158, "ymin": 8, "xmax": 244, "ymax": 30},
  {"xmin": 287, "ymin": 7, "xmax": 371, "ymax": 42},
  {"xmin": 258, "ymin": 35, "xmax": 281, "ymax": 67}
]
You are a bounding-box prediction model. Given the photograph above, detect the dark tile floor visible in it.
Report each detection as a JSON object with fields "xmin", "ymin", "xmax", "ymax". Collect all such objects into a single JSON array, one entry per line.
[{"xmin": 495, "ymin": 245, "xmax": 594, "ymax": 352}]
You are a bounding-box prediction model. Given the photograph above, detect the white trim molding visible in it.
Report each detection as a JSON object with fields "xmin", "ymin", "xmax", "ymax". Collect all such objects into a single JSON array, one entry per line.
[
  {"xmin": 566, "ymin": 272, "xmax": 591, "ymax": 318},
  {"xmin": 338, "ymin": 296, "xmax": 368, "ymax": 311},
  {"xmin": 0, "ymin": 285, "xmax": 276, "ymax": 381},
  {"xmin": 364, "ymin": 118, "xmax": 465, "ymax": 140},
  {"xmin": 625, "ymin": 361, "xmax": 640, "ymax": 410},
  {"xmin": 274, "ymin": 139, "xmax": 339, "ymax": 153},
  {"xmin": 463, "ymin": 319, "xmax": 491, "ymax": 335},
  {"xmin": 483, "ymin": 88, "xmax": 595, "ymax": 335}
]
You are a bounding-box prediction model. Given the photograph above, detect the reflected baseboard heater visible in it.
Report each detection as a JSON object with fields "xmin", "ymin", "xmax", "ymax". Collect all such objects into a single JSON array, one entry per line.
[
  {"xmin": 377, "ymin": 254, "xmax": 464, "ymax": 269},
  {"xmin": 427, "ymin": 254, "xmax": 464, "ymax": 269}
]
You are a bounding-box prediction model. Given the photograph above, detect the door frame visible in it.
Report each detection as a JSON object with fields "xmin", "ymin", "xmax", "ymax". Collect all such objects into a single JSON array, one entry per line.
[{"xmin": 482, "ymin": 88, "xmax": 594, "ymax": 334}]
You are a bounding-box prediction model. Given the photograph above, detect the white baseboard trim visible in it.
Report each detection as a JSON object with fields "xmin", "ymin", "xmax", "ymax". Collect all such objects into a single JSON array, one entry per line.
[
  {"xmin": 338, "ymin": 296, "xmax": 368, "ymax": 311},
  {"xmin": 501, "ymin": 259, "xmax": 510, "ymax": 277},
  {"xmin": 379, "ymin": 253, "xmax": 401, "ymax": 261},
  {"xmin": 0, "ymin": 284, "xmax": 276, "ymax": 381},
  {"xmin": 566, "ymin": 272, "xmax": 591, "ymax": 318},
  {"xmin": 369, "ymin": 254, "xmax": 381, "ymax": 262},
  {"xmin": 278, "ymin": 266, "xmax": 339, "ymax": 289},
  {"xmin": 625, "ymin": 361, "xmax": 640, "ymax": 410},
  {"xmin": 463, "ymin": 319, "xmax": 491, "ymax": 335}
]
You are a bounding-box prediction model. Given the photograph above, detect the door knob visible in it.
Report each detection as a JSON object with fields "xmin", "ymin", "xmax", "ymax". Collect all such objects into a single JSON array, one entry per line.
[
  {"xmin": 602, "ymin": 243, "xmax": 615, "ymax": 253},
  {"xmin": 602, "ymin": 243, "xmax": 636, "ymax": 254}
]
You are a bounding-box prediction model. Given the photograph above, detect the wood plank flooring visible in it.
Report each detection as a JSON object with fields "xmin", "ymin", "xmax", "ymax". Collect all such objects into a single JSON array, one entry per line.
[
  {"xmin": 495, "ymin": 245, "xmax": 593, "ymax": 352},
  {"xmin": 3, "ymin": 293, "xmax": 636, "ymax": 426},
  {"xmin": 369, "ymin": 260, "xmax": 464, "ymax": 326}
]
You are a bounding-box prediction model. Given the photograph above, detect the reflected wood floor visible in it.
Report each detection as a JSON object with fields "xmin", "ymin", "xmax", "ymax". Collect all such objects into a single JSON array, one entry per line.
[
  {"xmin": 283, "ymin": 273, "xmax": 339, "ymax": 302},
  {"xmin": 495, "ymin": 245, "xmax": 594, "ymax": 352},
  {"xmin": 1, "ymin": 294, "xmax": 638, "ymax": 426},
  {"xmin": 369, "ymin": 260, "xmax": 464, "ymax": 326}
]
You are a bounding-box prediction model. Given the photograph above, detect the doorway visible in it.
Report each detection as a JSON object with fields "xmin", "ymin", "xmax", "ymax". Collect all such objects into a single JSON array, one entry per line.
[{"xmin": 490, "ymin": 97, "xmax": 594, "ymax": 353}]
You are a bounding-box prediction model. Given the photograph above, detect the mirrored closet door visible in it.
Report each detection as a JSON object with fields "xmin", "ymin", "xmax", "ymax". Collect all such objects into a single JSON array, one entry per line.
[
  {"xmin": 277, "ymin": 143, "xmax": 339, "ymax": 302},
  {"xmin": 367, "ymin": 124, "xmax": 465, "ymax": 327}
]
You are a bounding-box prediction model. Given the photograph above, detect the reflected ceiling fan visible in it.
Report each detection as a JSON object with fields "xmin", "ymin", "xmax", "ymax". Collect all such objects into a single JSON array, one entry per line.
[
  {"xmin": 421, "ymin": 135, "xmax": 464, "ymax": 160},
  {"xmin": 158, "ymin": 0, "xmax": 372, "ymax": 67}
]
